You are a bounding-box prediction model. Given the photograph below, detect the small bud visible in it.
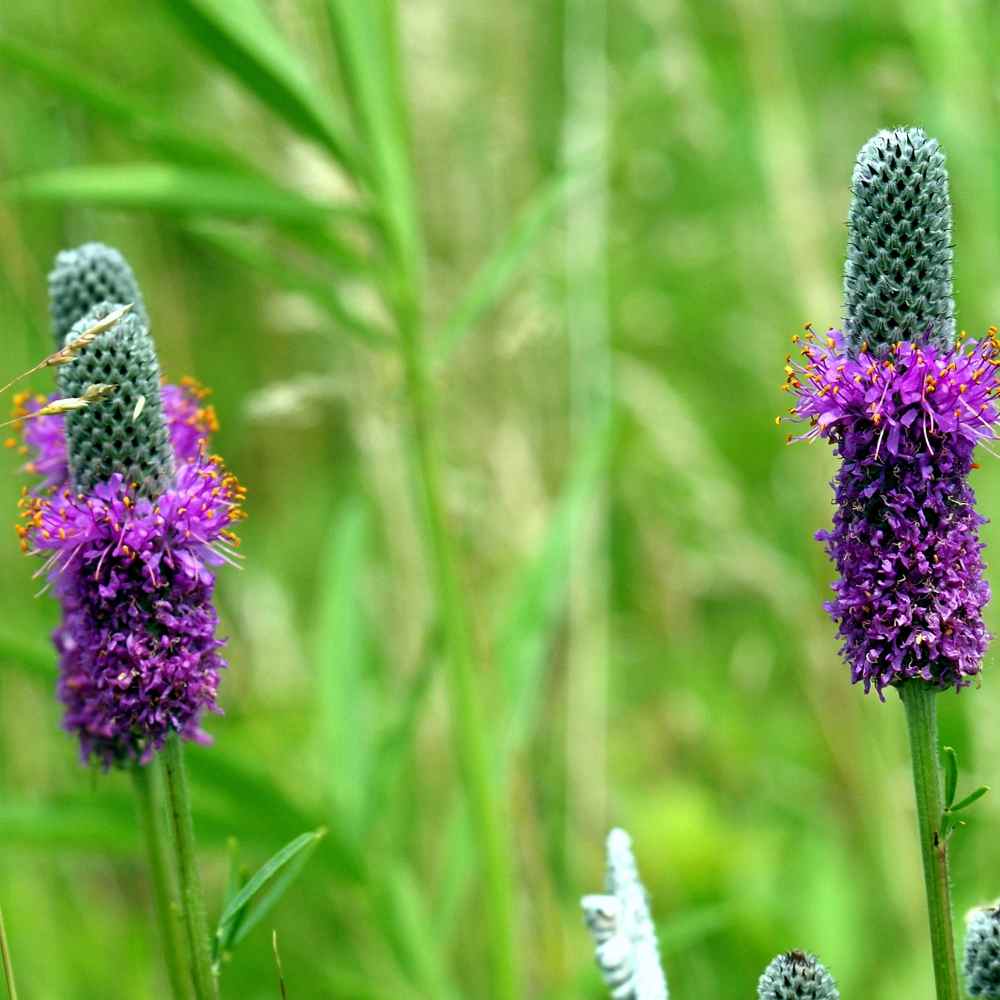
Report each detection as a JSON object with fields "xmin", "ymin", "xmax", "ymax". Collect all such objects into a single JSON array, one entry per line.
[
  {"xmin": 965, "ymin": 905, "xmax": 1000, "ymax": 997},
  {"xmin": 757, "ymin": 950, "xmax": 839, "ymax": 1000},
  {"xmin": 844, "ymin": 127, "xmax": 954, "ymax": 355},
  {"xmin": 48, "ymin": 242, "xmax": 148, "ymax": 347}
]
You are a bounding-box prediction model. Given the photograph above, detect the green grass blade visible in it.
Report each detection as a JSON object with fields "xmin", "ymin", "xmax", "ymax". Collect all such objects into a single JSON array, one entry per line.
[
  {"xmin": 0, "ymin": 35, "xmax": 253, "ymax": 174},
  {"xmin": 161, "ymin": 0, "xmax": 361, "ymax": 175},
  {"xmin": 497, "ymin": 417, "xmax": 611, "ymax": 752},
  {"xmin": 6, "ymin": 163, "xmax": 347, "ymax": 225},
  {"xmin": 434, "ymin": 171, "xmax": 574, "ymax": 364},
  {"xmin": 0, "ymin": 633, "xmax": 55, "ymax": 682},
  {"xmin": 230, "ymin": 842, "xmax": 313, "ymax": 947},
  {"xmin": 215, "ymin": 829, "xmax": 325, "ymax": 944},
  {"xmin": 316, "ymin": 498, "xmax": 372, "ymax": 839},
  {"xmin": 375, "ymin": 864, "xmax": 460, "ymax": 1000},
  {"xmin": 189, "ymin": 223, "xmax": 390, "ymax": 346},
  {"xmin": 327, "ymin": 0, "xmax": 420, "ymax": 269}
]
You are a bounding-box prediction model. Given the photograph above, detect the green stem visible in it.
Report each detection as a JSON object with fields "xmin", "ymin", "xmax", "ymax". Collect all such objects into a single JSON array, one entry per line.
[
  {"xmin": 162, "ymin": 734, "xmax": 218, "ymax": 1000},
  {"xmin": 132, "ymin": 761, "xmax": 193, "ymax": 999},
  {"xmin": 395, "ymin": 287, "xmax": 518, "ymax": 999},
  {"xmin": 0, "ymin": 900, "xmax": 17, "ymax": 1000},
  {"xmin": 901, "ymin": 679, "xmax": 960, "ymax": 1000}
]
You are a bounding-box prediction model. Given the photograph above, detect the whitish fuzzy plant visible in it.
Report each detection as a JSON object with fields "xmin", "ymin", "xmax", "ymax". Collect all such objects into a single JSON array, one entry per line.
[
  {"xmin": 581, "ymin": 828, "xmax": 668, "ymax": 1000},
  {"xmin": 965, "ymin": 906, "xmax": 1000, "ymax": 997}
]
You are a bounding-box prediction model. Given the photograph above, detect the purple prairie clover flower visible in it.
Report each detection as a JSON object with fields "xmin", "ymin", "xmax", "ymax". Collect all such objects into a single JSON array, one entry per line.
[
  {"xmin": 15, "ymin": 375, "xmax": 245, "ymax": 768},
  {"xmin": 782, "ymin": 327, "xmax": 1000, "ymax": 694}
]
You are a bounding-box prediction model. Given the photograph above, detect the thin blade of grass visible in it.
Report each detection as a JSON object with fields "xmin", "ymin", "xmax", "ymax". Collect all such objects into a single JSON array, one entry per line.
[
  {"xmin": 185, "ymin": 747, "xmax": 365, "ymax": 883},
  {"xmin": 216, "ymin": 829, "xmax": 325, "ymax": 944},
  {"xmin": 433, "ymin": 417, "xmax": 611, "ymax": 939},
  {"xmin": 434, "ymin": 170, "xmax": 575, "ymax": 365},
  {"xmin": 0, "ymin": 633, "xmax": 55, "ymax": 682},
  {"xmin": 189, "ymin": 223, "xmax": 390, "ymax": 346},
  {"xmin": 375, "ymin": 864, "xmax": 460, "ymax": 1000},
  {"xmin": 0, "ymin": 35, "xmax": 253, "ymax": 175},
  {"xmin": 327, "ymin": 1, "xmax": 420, "ymax": 269},
  {"xmin": 6, "ymin": 163, "xmax": 349, "ymax": 226},
  {"xmin": 315, "ymin": 499, "xmax": 372, "ymax": 840},
  {"xmin": 161, "ymin": 0, "xmax": 361, "ymax": 176}
]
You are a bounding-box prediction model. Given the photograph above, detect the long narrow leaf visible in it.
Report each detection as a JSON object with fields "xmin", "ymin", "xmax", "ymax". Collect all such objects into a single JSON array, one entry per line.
[
  {"xmin": 434, "ymin": 171, "xmax": 574, "ymax": 364},
  {"xmin": 6, "ymin": 163, "xmax": 346, "ymax": 225},
  {"xmin": 161, "ymin": 0, "xmax": 361, "ymax": 175},
  {"xmin": 216, "ymin": 829, "xmax": 326, "ymax": 943},
  {"xmin": 327, "ymin": 1, "xmax": 420, "ymax": 271},
  {"xmin": 316, "ymin": 499, "xmax": 372, "ymax": 838},
  {"xmin": 189, "ymin": 223, "xmax": 390, "ymax": 346},
  {"xmin": 0, "ymin": 632, "xmax": 55, "ymax": 682},
  {"xmin": 0, "ymin": 35, "xmax": 253, "ymax": 174}
]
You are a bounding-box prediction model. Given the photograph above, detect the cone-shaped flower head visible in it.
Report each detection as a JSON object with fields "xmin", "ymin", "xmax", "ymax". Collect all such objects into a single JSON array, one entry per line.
[
  {"xmin": 49, "ymin": 242, "xmax": 149, "ymax": 348},
  {"xmin": 757, "ymin": 950, "xmax": 839, "ymax": 1000},
  {"xmin": 965, "ymin": 905, "xmax": 1000, "ymax": 997},
  {"xmin": 17, "ymin": 256, "xmax": 243, "ymax": 767},
  {"xmin": 58, "ymin": 303, "xmax": 174, "ymax": 496},
  {"xmin": 782, "ymin": 129, "xmax": 997, "ymax": 694},
  {"xmin": 581, "ymin": 828, "xmax": 668, "ymax": 999},
  {"xmin": 844, "ymin": 127, "xmax": 954, "ymax": 355}
]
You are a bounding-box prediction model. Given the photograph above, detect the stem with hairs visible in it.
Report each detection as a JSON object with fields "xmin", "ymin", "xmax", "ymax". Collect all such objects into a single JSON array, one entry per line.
[
  {"xmin": 901, "ymin": 679, "xmax": 959, "ymax": 1000},
  {"xmin": 162, "ymin": 734, "xmax": 217, "ymax": 1000},
  {"xmin": 133, "ymin": 761, "xmax": 192, "ymax": 999},
  {"xmin": 0, "ymin": 901, "xmax": 17, "ymax": 1000}
]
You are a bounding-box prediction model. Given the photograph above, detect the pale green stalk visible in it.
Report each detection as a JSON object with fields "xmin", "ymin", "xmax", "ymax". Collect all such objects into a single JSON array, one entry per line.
[
  {"xmin": 901, "ymin": 680, "xmax": 959, "ymax": 1000},
  {"xmin": 0, "ymin": 900, "xmax": 17, "ymax": 1000},
  {"xmin": 132, "ymin": 761, "xmax": 192, "ymax": 999},
  {"xmin": 162, "ymin": 734, "xmax": 218, "ymax": 1000}
]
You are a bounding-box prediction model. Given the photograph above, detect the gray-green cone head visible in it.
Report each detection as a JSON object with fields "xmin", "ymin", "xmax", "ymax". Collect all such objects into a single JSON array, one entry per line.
[
  {"xmin": 757, "ymin": 950, "xmax": 839, "ymax": 1000},
  {"xmin": 843, "ymin": 127, "xmax": 954, "ymax": 356},
  {"xmin": 58, "ymin": 302, "xmax": 174, "ymax": 497},
  {"xmin": 965, "ymin": 906, "xmax": 1000, "ymax": 997},
  {"xmin": 49, "ymin": 243, "xmax": 149, "ymax": 349}
]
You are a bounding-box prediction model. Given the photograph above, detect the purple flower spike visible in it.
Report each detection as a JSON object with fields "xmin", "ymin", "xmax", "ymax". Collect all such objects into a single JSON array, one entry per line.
[
  {"xmin": 782, "ymin": 328, "xmax": 1000, "ymax": 694},
  {"xmin": 16, "ymin": 377, "xmax": 245, "ymax": 767}
]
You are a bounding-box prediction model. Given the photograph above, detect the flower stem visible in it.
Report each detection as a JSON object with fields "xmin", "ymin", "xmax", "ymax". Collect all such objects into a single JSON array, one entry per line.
[
  {"xmin": 162, "ymin": 734, "xmax": 217, "ymax": 1000},
  {"xmin": 0, "ymin": 900, "xmax": 17, "ymax": 1000},
  {"xmin": 901, "ymin": 679, "xmax": 960, "ymax": 1000},
  {"xmin": 132, "ymin": 760, "xmax": 192, "ymax": 999}
]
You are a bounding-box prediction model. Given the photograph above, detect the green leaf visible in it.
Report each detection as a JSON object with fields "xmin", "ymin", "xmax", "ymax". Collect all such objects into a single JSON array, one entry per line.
[
  {"xmin": 327, "ymin": 1, "xmax": 420, "ymax": 272},
  {"xmin": 160, "ymin": 0, "xmax": 361, "ymax": 174},
  {"xmin": 189, "ymin": 222, "xmax": 390, "ymax": 346},
  {"xmin": 316, "ymin": 498, "xmax": 372, "ymax": 838},
  {"xmin": 186, "ymin": 747, "xmax": 365, "ymax": 883},
  {"xmin": 950, "ymin": 785, "xmax": 989, "ymax": 813},
  {"xmin": 215, "ymin": 829, "xmax": 326, "ymax": 947},
  {"xmin": 434, "ymin": 170, "xmax": 574, "ymax": 364},
  {"xmin": 6, "ymin": 163, "xmax": 346, "ymax": 225},
  {"xmin": 496, "ymin": 416, "xmax": 612, "ymax": 752},
  {"xmin": 0, "ymin": 35, "xmax": 253, "ymax": 174},
  {"xmin": 375, "ymin": 864, "xmax": 460, "ymax": 1000},
  {"xmin": 943, "ymin": 745, "xmax": 958, "ymax": 809},
  {"xmin": 0, "ymin": 632, "xmax": 56, "ymax": 682}
]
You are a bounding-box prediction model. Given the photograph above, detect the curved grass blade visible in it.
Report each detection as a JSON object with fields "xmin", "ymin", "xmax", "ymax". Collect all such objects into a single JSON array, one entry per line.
[
  {"xmin": 189, "ymin": 223, "xmax": 390, "ymax": 346},
  {"xmin": 161, "ymin": 0, "xmax": 361, "ymax": 176},
  {"xmin": 434, "ymin": 170, "xmax": 575, "ymax": 364},
  {"xmin": 6, "ymin": 163, "xmax": 348, "ymax": 226},
  {"xmin": 0, "ymin": 633, "xmax": 55, "ymax": 682},
  {"xmin": 0, "ymin": 35, "xmax": 253, "ymax": 175},
  {"xmin": 327, "ymin": 1, "xmax": 419, "ymax": 269},
  {"xmin": 214, "ymin": 829, "xmax": 325, "ymax": 958}
]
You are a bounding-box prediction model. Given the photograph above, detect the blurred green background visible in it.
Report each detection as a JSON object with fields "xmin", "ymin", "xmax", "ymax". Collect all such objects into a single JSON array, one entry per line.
[{"xmin": 1, "ymin": 1, "xmax": 1000, "ymax": 997}]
